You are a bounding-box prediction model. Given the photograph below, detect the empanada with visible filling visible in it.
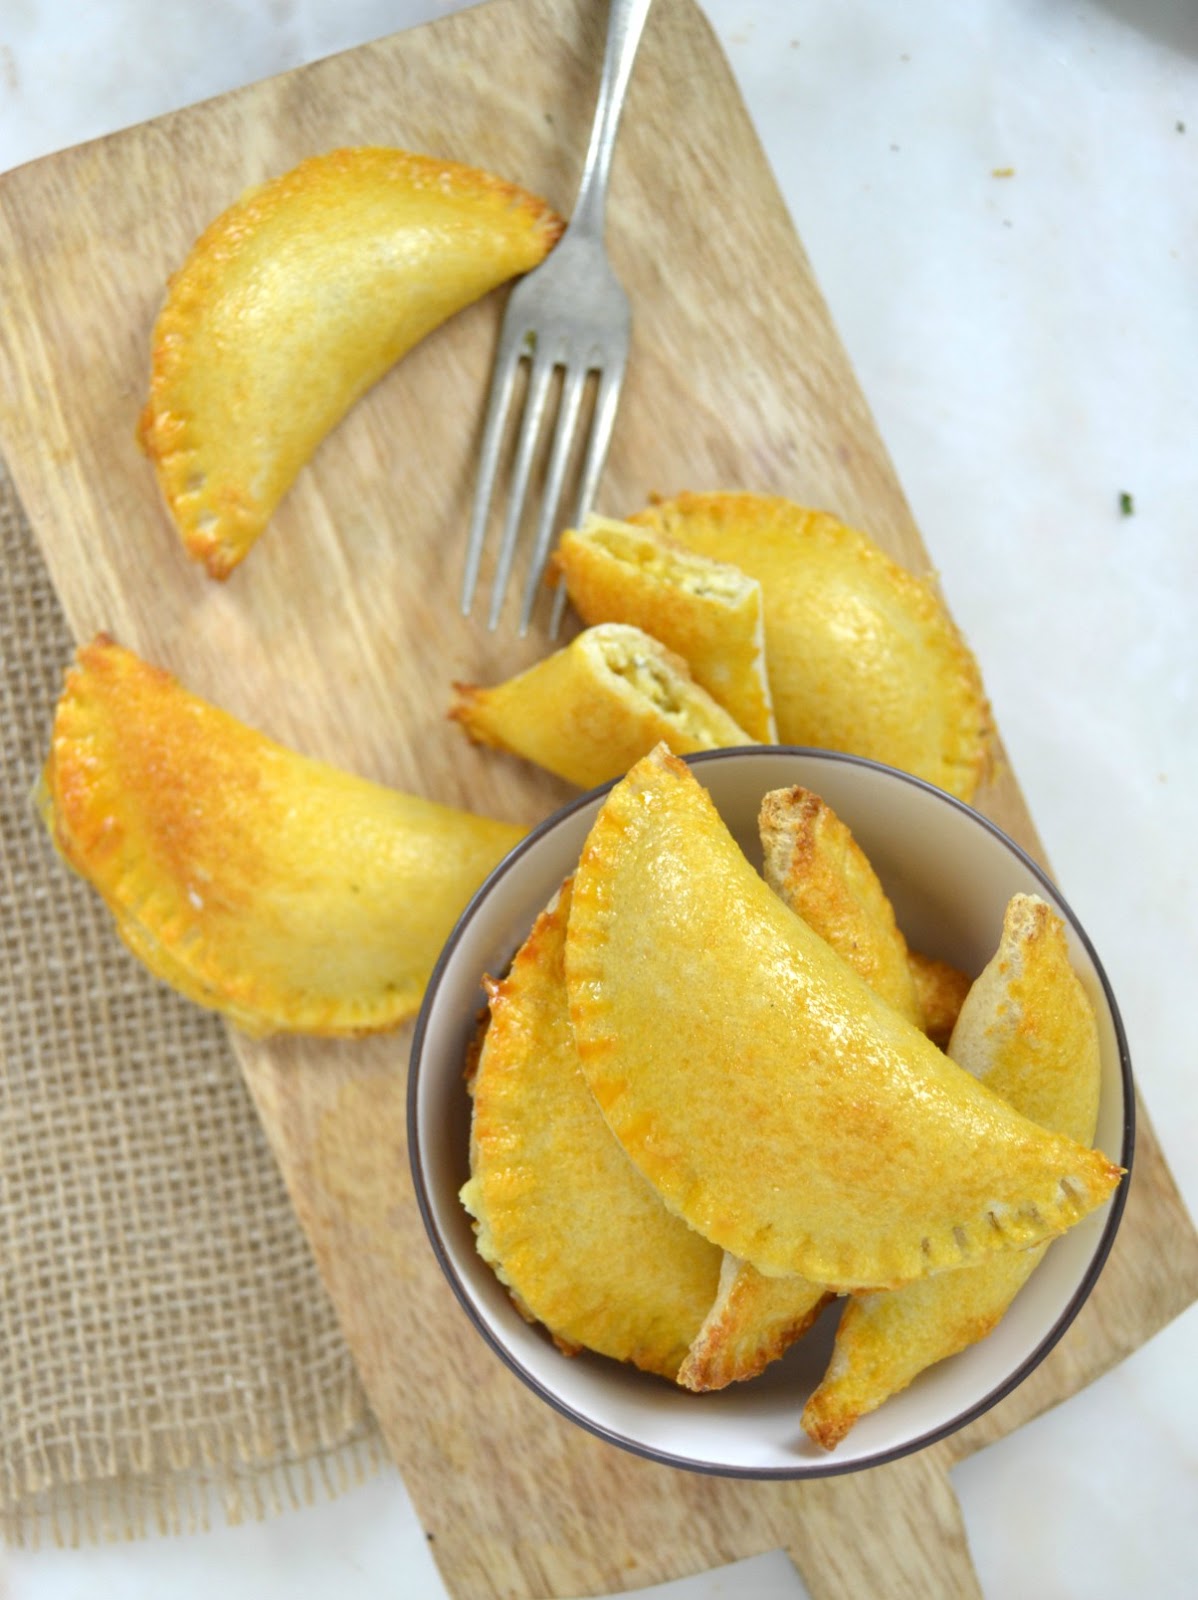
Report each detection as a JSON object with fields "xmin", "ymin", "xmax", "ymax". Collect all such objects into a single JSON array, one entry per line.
[
  {"xmin": 139, "ymin": 147, "xmax": 563, "ymax": 578},
  {"xmin": 554, "ymin": 515, "xmax": 776, "ymax": 741},
  {"xmin": 450, "ymin": 623, "xmax": 753, "ymax": 789},
  {"xmin": 40, "ymin": 636, "xmax": 524, "ymax": 1036},
  {"xmin": 565, "ymin": 745, "xmax": 1121, "ymax": 1289},
  {"xmin": 629, "ymin": 493, "xmax": 994, "ymax": 801},
  {"xmin": 802, "ymin": 894, "xmax": 1104, "ymax": 1448},
  {"xmin": 461, "ymin": 878, "xmax": 722, "ymax": 1378}
]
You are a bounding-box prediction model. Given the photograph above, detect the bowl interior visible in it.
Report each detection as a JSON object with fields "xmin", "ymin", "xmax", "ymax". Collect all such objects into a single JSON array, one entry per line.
[{"xmin": 409, "ymin": 749, "xmax": 1131, "ymax": 1477}]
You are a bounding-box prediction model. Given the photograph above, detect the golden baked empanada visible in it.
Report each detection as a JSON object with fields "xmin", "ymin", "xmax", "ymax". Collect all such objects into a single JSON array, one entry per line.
[
  {"xmin": 680, "ymin": 781, "xmax": 922, "ymax": 1391},
  {"xmin": 949, "ymin": 895, "xmax": 1102, "ymax": 1137},
  {"xmin": 759, "ymin": 784, "xmax": 923, "ymax": 1028},
  {"xmin": 41, "ymin": 636, "xmax": 524, "ymax": 1036},
  {"xmin": 679, "ymin": 782, "xmax": 968, "ymax": 1390},
  {"xmin": 450, "ymin": 623, "xmax": 753, "ymax": 789},
  {"xmin": 565, "ymin": 746, "xmax": 1120, "ymax": 1289},
  {"xmin": 140, "ymin": 147, "xmax": 563, "ymax": 577},
  {"xmin": 461, "ymin": 879, "xmax": 722, "ymax": 1378},
  {"xmin": 630, "ymin": 493, "xmax": 993, "ymax": 800},
  {"xmin": 802, "ymin": 894, "xmax": 1103, "ymax": 1448},
  {"xmin": 676, "ymin": 1254, "xmax": 830, "ymax": 1392},
  {"xmin": 555, "ymin": 516, "xmax": 776, "ymax": 741}
]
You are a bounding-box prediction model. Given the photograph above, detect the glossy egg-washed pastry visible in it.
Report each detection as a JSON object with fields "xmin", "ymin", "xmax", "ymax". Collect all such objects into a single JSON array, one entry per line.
[
  {"xmin": 450, "ymin": 622, "xmax": 753, "ymax": 789},
  {"xmin": 680, "ymin": 783, "xmax": 971, "ymax": 1392},
  {"xmin": 554, "ymin": 515, "xmax": 776, "ymax": 741},
  {"xmin": 803, "ymin": 893, "xmax": 1103, "ymax": 1448},
  {"xmin": 759, "ymin": 784, "xmax": 972, "ymax": 1044},
  {"xmin": 565, "ymin": 746, "xmax": 1121, "ymax": 1290},
  {"xmin": 759, "ymin": 784, "xmax": 924, "ymax": 1028},
  {"xmin": 40, "ymin": 636, "xmax": 524, "ymax": 1036},
  {"xmin": 630, "ymin": 493, "xmax": 994, "ymax": 801},
  {"xmin": 140, "ymin": 147, "xmax": 563, "ymax": 578},
  {"xmin": 461, "ymin": 879, "xmax": 722, "ymax": 1378}
]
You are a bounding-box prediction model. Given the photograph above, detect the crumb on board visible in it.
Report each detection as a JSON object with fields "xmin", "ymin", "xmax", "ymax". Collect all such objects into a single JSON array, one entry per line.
[{"xmin": 991, "ymin": 166, "xmax": 1016, "ymax": 178}]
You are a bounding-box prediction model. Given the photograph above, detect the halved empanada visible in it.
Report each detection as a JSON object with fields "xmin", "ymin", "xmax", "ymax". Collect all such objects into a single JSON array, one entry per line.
[
  {"xmin": 461, "ymin": 879, "xmax": 722, "ymax": 1378},
  {"xmin": 450, "ymin": 623, "xmax": 753, "ymax": 789},
  {"xmin": 630, "ymin": 493, "xmax": 994, "ymax": 801},
  {"xmin": 802, "ymin": 894, "xmax": 1103, "ymax": 1448},
  {"xmin": 565, "ymin": 746, "xmax": 1120, "ymax": 1289},
  {"xmin": 41, "ymin": 636, "xmax": 524, "ymax": 1036},
  {"xmin": 140, "ymin": 147, "xmax": 563, "ymax": 577},
  {"xmin": 554, "ymin": 516, "xmax": 776, "ymax": 741}
]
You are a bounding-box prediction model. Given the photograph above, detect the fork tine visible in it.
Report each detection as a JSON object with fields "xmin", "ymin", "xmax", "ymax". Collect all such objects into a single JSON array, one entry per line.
[
  {"xmin": 460, "ymin": 333, "xmax": 526, "ymax": 617},
  {"xmin": 486, "ymin": 349, "xmax": 558, "ymax": 630},
  {"xmin": 548, "ymin": 357, "xmax": 626, "ymax": 638},
  {"xmin": 517, "ymin": 362, "xmax": 589, "ymax": 636}
]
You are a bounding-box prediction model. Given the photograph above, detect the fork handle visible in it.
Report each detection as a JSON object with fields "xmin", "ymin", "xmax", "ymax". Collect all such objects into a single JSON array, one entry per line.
[{"xmin": 570, "ymin": 0, "xmax": 653, "ymax": 237}]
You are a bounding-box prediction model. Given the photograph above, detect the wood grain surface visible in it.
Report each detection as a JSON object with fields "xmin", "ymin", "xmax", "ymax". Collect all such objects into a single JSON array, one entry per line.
[{"xmin": 2, "ymin": 0, "xmax": 1196, "ymax": 1595}]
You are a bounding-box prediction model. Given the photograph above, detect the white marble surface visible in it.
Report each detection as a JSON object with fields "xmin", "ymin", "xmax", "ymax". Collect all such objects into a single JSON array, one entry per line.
[{"xmin": 1, "ymin": 0, "xmax": 1195, "ymax": 1595}]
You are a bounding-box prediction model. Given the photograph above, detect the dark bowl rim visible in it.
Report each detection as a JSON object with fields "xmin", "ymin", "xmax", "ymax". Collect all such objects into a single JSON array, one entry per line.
[{"xmin": 407, "ymin": 746, "xmax": 1135, "ymax": 1480}]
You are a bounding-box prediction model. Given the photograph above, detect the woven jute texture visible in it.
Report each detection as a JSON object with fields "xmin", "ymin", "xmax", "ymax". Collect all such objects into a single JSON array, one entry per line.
[{"xmin": 0, "ymin": 458, "xmax": 384, "ymax": 1546}]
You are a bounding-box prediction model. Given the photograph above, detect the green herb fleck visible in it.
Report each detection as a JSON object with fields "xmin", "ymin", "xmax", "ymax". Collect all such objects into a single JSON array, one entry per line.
[{"xmin": 1119, "ymin": 491, "xmax": 1135, "ymax": 517}]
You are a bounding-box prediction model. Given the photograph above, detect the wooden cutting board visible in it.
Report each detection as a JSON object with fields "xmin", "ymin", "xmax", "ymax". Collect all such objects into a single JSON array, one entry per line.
[{"xmin": 1, "ymin": 1, "xmax": 1195, "ymax": 1594}]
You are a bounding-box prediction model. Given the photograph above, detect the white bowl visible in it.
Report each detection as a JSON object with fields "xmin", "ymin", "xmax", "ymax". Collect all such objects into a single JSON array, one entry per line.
[{"xmin": 408, "ymin": 749, "xmax": 1132, "ymax": 1477}]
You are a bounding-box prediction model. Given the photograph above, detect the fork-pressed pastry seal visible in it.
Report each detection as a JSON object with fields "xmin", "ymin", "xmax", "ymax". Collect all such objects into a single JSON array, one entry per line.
[
  {"xmin": 564, "ymin": 745, "xmax": 1121, "ymax": 1290},
  {"xmin": 631, "ymin": 493, "xmax": 995, "ymax": 801},
  {"xmin": 40, "ymin": 636, "xmax": 524, "ymax": 1035},
  {"xmin": 140, "ymin": 147, "xmax": 563, "ymax": 577}
]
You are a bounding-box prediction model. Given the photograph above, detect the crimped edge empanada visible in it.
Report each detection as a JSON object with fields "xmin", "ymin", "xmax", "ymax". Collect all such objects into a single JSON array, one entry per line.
[
  {"xmin": 140, "ymin": 147, "xmax": 563, "ymax": 577},
  {"xmin": 461, "ymin": 878, "xmax": 722, "ymax": 1378},
  {"xmin": 802, "ymin": 893, "xmax": 1104, "ymax": 1448},
  {"xmin": 630, "ymin": 492, "xmax": 994, "ymax": 801},
  {"xmin": 41, "ymin": 635, "xmax": 524, "ymax": 1035},
  {"xmin": 565, "ymin": 745, "xmax": 1121, "ymax": 1289}
]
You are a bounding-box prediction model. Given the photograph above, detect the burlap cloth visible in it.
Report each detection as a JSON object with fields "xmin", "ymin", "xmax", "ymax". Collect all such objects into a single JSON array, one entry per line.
[{"xmin": 0, "ymin": 458, "xmax": 385, "ymax": 1546}]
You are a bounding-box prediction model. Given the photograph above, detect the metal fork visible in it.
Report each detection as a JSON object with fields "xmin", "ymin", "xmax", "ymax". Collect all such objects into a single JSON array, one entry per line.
[{"xmin": 460, "ymin": 0, "xmax": 653, "ymax": 635}]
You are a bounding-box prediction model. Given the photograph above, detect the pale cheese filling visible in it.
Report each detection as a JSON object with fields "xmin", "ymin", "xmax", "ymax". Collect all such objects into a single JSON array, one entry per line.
[{"xmin": 582, "ymin": 516, "xmax": 747, "ymax": 603}]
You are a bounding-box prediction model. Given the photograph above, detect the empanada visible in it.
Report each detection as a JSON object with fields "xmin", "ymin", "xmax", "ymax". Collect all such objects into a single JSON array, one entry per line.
[
  {"xmin": 802, "ymin": 894, "xmax": 1104, "ymax": 1448},
  {"xmin": 565, "ymin": 746, "xmax": 1121, "ymax": 1289},
  {"xmin": 140, "ymin": 147, "xmax": 563, "ymax": 577},
  {"xmin": 676, "ymin": 1253, "xmax": 830, "ymax": 1392},
  {"xmin": 450, "ymin": 623, "xmax": 753, "ymax": 789},
  {"xmin": 41, "ymin": 636, "xmax": 524, "ymax": 1036},
  {"xmin": 679, "ymin": 782, "xmax": 966, "ymax": 1390},
  {"xmin": 759, "ymin": 784, "xmax": 923, "ymax": 1028},
  {"xmin": 630, "ymin": 493, "xmax": 993, "ymax": 801},
  {"xmin": 554, "ymin": 515, "xmax": 776, "ymax": 741},
  {"xmin": 461, "ymin": 879, "xmax": 722, "ymax": 1378}
]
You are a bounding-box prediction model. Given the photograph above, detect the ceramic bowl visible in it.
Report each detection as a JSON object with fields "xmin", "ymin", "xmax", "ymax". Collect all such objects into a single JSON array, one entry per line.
[{"xmin": 408, "ymin": 748, "xmax": 1132, "ymax": 1477}]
